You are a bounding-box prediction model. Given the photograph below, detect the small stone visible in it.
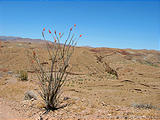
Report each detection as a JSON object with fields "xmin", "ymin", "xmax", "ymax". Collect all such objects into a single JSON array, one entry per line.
[
  {"xmin": 24, "ymin": 91, "xmax": 37, "ymax": 100},
  {"xmin": 116, "ymin": 108, "xmax": 120, "ymax": 111},
  {"xmin": 124, "ymin": 116, "xmax": 128, "ymax": 119},
  {"xmin": 102, "ymin": 102, "xmax": 106, "ymax": 106},
  {"xmin": 63, "ymin": 97, "xmax": 70, "ymax": 101},
  {"xmin": 31, "ymin": 98, "xmax": 35, "ymax": 101},
  {"xmin": 116, "ymin": 116, "xmax": 120, "ymax": 119},
  {"xmin": 8, "ymin": 71, "xmax": 13, "ymax": 74},
  {"xmin": 15, "ymin": 74, "xmax": 20, "ymax": 77}
]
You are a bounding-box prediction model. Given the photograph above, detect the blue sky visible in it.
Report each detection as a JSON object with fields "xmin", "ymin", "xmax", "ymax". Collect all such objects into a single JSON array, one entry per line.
[{"xmin": 0, "ymin": 0, "xmax": 160, "ymax": 50}]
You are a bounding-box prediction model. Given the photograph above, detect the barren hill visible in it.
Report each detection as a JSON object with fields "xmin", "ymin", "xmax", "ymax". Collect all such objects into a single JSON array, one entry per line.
[
  {"xmin": 0, "ymin": 38, "xmax": 160, "ymax": 77},
  {"xmin": 0, "ymin": 37, "xmax": 160, "ymax": 119}
]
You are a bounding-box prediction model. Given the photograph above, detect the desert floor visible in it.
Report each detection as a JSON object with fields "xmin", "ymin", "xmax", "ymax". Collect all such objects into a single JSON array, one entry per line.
[{"xmin": 0, "ymin": 41, "xmax": 160, "ymax": 119}]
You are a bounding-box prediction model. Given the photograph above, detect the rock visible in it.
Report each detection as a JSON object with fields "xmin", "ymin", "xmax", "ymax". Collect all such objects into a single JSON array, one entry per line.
[
  {"xmin": 7, "ymin": 71, "xmax": 13, "ymax": 74},
  {"xmin": 15, "ymin": 74, "xmax": 20, "ymax": 78},
  {"xmin": 24, "ymin": 91, "xmax": 37, "ymax": 100},
  {"xmin": 63, "ymin": 97, "xmax": 71, "ymax": 101},
  {"xmin": 116, "ymin": 116, "xmax": 120, "ymax": 119},
  {"xmin": 124, "ymin": 116, "xmax": 128, "ymax": 119},
  {"xmin": 102, "ymin": 101, "xmax": 107, "ymax": 106}
]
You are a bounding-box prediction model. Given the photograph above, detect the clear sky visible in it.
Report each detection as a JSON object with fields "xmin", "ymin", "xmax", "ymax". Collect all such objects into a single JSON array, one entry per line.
[{"xmin": 0, "ymin": 0, "xmax": 160, "ymax": 50}]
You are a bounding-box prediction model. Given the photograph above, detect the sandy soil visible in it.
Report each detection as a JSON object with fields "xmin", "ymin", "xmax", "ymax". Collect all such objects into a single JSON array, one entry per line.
[{"xmin": 0, "ymin": 98, "xmax": 21, "ymax": 120}]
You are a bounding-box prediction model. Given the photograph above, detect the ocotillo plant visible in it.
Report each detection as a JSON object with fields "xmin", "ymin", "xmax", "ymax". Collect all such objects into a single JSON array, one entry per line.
[{"xmin": 31, "ymin": 25, "xmax": 82, "ymax": 111}]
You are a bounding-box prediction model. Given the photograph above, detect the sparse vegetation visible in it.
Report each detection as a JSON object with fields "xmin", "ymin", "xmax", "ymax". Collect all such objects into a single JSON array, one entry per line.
[{"xmin": 19, "ymin": 70, "xmax": 28, "ymax": 81}]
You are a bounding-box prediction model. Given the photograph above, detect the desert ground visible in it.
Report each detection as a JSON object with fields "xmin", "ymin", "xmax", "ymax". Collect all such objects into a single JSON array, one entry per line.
[{"xmin": 0, "ymin": 38, "xmax": 160, "ymax": 120}]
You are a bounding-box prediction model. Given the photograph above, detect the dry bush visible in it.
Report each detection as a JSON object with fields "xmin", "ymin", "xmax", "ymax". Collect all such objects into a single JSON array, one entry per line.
[
  {"xmin": 19, "ymin": 70, "xmax": 28, "ymax": 81},
  {"xmin": 29, "ymin": 25, "xmax": 82, "ymax": 111},
  {"xmin": 95, "ymin": 55, "xmax": 118, "ymax": 79}
]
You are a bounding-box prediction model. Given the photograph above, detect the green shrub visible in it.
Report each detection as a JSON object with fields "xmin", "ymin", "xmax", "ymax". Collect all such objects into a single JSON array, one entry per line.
[{"xmin": 19, "ymin": 70, "xmax": 28, "ymax": 81}]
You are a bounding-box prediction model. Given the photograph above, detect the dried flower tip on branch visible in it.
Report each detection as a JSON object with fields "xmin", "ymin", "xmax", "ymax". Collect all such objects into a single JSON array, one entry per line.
[
  {"xmin": 70, "ymin": 27, "xmax": 73, "ymax": 31},
  {"xmin": 74, "ymin": 24, "xmax": 76, "ymax": 27},
  {"xmin": 43, "ymin": 28, "xmax": 45, "ymax": 31},
  {"xmin": 49, "ymin": 30, "xmax": 51, "ymax": 34},
  {"xmin": 31, "ymin": 60, "xmax": 34, "ymax": 64},
  {"xmin": 59, "ymin": 32, "xmax": 61, "ymax": 36},
  {"xmin": 54, "ymin": 30, "xmax": 56, "ymax": 34},
  {"xmin": 80, "ymin": 34, "xmax": 82, "ymax": 37}
]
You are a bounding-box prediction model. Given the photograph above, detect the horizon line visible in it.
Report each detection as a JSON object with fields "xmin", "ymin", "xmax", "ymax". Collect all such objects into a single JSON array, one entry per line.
[{"xmin": 0, "ymin": 35, "xmax": 159, "ymax": 51}]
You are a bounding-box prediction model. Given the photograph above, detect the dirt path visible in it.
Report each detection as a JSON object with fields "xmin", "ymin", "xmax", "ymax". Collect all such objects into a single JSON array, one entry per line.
[{"xmin": 0, "ymin": 98, "xmax": 21, "ymax": 120}]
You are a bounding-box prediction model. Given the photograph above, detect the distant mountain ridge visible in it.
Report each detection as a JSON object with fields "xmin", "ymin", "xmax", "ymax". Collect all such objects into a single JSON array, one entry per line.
[
  {"xmin": 0, "ymin": 36, "xmax": 43, "ymax": 43},
  {"xmin": 0, "ymin": 36, "xmax": 21, "ymax": 41}
]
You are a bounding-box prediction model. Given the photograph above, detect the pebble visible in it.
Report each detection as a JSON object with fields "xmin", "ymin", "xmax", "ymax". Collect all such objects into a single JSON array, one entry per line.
[
  {"xmin": 7, "ymin": 71, "xmax": 13, "ymax": 74},
  {"xmin": 24, "ymin": 90, "xmax": 37, "ymax": 100}
]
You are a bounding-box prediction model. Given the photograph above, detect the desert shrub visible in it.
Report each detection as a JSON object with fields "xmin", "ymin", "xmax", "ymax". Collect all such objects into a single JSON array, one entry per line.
[
  {"xmin": 29, "ymin": 25, "xmax": 82, "ymax": 111},
  {"xmin": 95, "ymin": 55, "xmax": 118, "ymax": 79},
  {"xmin": 19, "ymin": 70, "xmax": 28, "ymax": 81}
]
